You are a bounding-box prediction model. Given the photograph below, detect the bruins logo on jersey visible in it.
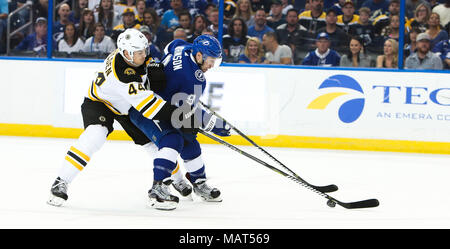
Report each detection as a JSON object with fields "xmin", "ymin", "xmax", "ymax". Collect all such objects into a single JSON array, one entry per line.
[{"xmin": 124, "ymin": 68, "xmax": 136, "ymax": 75}]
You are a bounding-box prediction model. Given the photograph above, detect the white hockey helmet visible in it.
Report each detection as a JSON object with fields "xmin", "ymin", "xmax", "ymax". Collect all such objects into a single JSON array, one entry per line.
[{"xmin": 117, "ymin": 28, "xmax": 148, "ymax": 65}]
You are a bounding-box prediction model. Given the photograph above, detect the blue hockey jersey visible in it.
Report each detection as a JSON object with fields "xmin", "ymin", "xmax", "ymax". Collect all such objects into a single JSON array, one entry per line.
[
  {"xmin": 159, "ymin": 39, "xmax": 206, "ymax": 106},
  {"xmin": 302, "ymin": 49, "xmax": 341, "ymax": 67}
]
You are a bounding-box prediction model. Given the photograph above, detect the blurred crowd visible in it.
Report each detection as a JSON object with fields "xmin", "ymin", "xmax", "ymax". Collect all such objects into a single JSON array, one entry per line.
[{"xmin": 0, "ymin": 0, "xmax": 449, "ymax": 69}]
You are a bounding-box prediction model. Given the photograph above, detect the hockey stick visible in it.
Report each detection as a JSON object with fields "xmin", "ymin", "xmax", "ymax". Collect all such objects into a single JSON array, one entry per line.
[
  {"xmin": 200, "ymin": 101, "xmax": 338, "ymax": 193},
  {"xmin": 199, "ymin": 130, "xmax": 379, "ymax": 209}
]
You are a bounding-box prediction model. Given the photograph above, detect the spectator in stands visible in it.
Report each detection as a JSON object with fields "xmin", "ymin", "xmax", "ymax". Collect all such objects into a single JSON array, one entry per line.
[
  {"xmin": 224, "ymin": 0, "xmax": 237, "ymax": 25},
  {"xmin": 276, "ymin": 8, "xmax": 308, "ymax": 64},
  {"xmin": 248, "ymin": 8, "xmax": 274, "ymax": 41},
  {"xmin": 143, "ymin": 8, "xmax": 169, "ymax": 50},
  {"xmin": 267, "ymin": 0, "xmax": 286, "ymax": 29},
  {"xmin": 372, "ymin": 0, "xmax": 400, "ymax": 36},
  {"xmin": 405, "ymin": 32, "xmax": 443, "ymax": 69},
  {"xmin": 432, "ymin": 38, "xmax": 450, "ymax": 69},
  {"xmin": 161, "ymin": 0, "xmax": 185, "ymax": 31},
  {"xmin": 89, "ymin": 0, "xmax": 102, "ymax": 10},
  {"xmin": 112, "ymin": 8, "xmax": 141, "ymax": 41},
  {"xmin": 406, "ymin": 3, "xmax": 431, "ymax": 33},
  {"xmin": 262, "ymin": 31, "xmax": 293, "ymax": 64},
  {"xmin": 58, "ymin": 22, "xmax": 84, "ymax": 54},
  {"xmin": 140, "ymin": 25, "xmax": 162, "ymax": 61},
  {"xmin": 146, "ymin": 0, "xmax": 171, "ymax": 16},
  {"xmin": 15, "ymin": 17, "xmax": 47, "ymax": 55},
  {"xmin": 317, "ymin": 8, "xmax": 349, "ymax": 51},
  {"xmin": 0, "ymin": 0, "xmax": 7, "ymax": 54},
  {"xmin": 380, "ymin": 14, "xmax": 400, "ymax": 41},
  {"xmin": 184, "ymin": 0, "xmax": 208, "ymax": 17},
  {"xmin": 349, "ymin": 7, "xmax": 376, "ymax": 48},
  {"xmin": 426, "ymin": 12, "xmax": 449, "ymax": 49},
  {"xmin": 404, "ymin": 27, "xmax": 420, "ymax": 57},
  {"xmin": 94, "ymin": 0, "xmax": 122, "ymax": 36},
  {"xmin": 187, "ymin": 14, "xmax": 207, "ymax": 42},
  {"xmin": 302, "ymin": 32, "xmax": 341, "ymax": 66},
  {"xmin": 432, "ymin": 0, "xmax": 450, "ymax": 29},
  {"xmin": 337, "ymin": 0, "xmax": 359, "ymax": 34},
  {"xmin": 77, "ymin": 8, "xmax": 96, "ymax": 41},
  {"xmin": 54, "ymin": 3, "xmax": 72, "ymax": 42},
  {"xmin": 70, "ymin": 0, "xmax": 89, "ymax": 25},
  {"xmin": 251, "ymin": 0, "xmax": 272, "ymax": 13},
  {"xmin": 340, "ymin": 36, "xmax": 374, "ymax": 67},
  {"xmin": 238, "ymin": 36, "xmax": 267, "ymax": 63},
  {"xmin": 406, "ymin": 0, "xmax": 431, "ymax": 19},
  {"xmin": 298, "ymin": 0, "xmax": 311, "ymax": 13},
  {"xmin": 361, "ymin": 0, "xmax": 389, "ymax": 18},
  {"xmin": 281, "ymin": 0, "xmax": 294, "ymax": 15},
  {"xmin": 82, "ymin": 22, "xmax": 116, "ymax": 53},
  {"xmin": 376, "ymin": 38, "xmax": 398, "ymax": 68},
  {"xmin": 234, "ymin": 0, "xmax": 255, "ymax": 27},
  {"xmin": 330, "ymin": 0, "xmax": 346, "ymax": 16},
  {"xmin": 135, "ymin": 0, "xmax": 147, "ymax": 25},
  {"xmin": 115, "ymin": 0, "xmax": 137, "ymax": 14},
  {"xmin": 298, "ymin": 0, "xmax": 326, "ymax": 36},
  {"xmin": 173, "ymin": 27, "xmax": 187, "ymax": 40},
  {"xmin": 176, "ymin": 11, "xmax": 193, "ymax": 36},
  {"xmin": 32, "ymin": 0, "xmax": 48, "ymax": 24},
  {"xmin": 207, "ymin": 7, "xmax": 228, "ymax": 38},
  {"xmin": 204, "ymin": 3, "xmax": 216, "ymax": 18},
  {"xmin": 223, "ymin": 17, "xmax": 250, "ymax": 63}
]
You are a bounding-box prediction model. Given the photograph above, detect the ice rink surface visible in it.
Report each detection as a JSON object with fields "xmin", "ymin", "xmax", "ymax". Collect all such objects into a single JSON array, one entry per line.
[{"xmin": 1, "ymin": 135, "xmax": 450, "ymax": 229}]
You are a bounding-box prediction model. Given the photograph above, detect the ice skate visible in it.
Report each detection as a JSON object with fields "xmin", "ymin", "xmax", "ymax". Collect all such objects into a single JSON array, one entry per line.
[
  {"xmin": 191, "ymin": 177, "xmax": 222, "ymax": 202},
  {"xmin": 148, "ymin": 178, "xmax": 179, "ymax": 210},
  {"xmin": 47, "ymin": 177, "xmax": 68, "ymax": 207},
  {"xmin": 172, "ymin": 178, "xmax": 193, "ymax": 197}
]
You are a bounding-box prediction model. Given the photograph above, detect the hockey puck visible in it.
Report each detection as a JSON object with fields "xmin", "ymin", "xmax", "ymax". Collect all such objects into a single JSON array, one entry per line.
[{"xmin": 327, "ymin": 199, "xmax": 336, "ymax": 208}]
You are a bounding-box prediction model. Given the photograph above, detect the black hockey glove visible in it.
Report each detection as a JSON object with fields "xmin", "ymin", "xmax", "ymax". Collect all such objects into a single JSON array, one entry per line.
[{"xmin": 146, "ymin": 62, "xmax": 166, "ymax": 92}]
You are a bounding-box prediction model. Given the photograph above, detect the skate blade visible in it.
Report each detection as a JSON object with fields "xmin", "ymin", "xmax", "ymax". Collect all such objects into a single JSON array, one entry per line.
[
  {"xmin": 196, "ymin": 195, "xmax": 222, "ymax": 202},
  {"xmin": 203, "ymin": 197, "xmax": 222, "ymax": 202},
  {"xmin": 47, "ymin": 195, "xmax": 66, "ymax": 207},
  {"xmin": 147, "ymin": 198, "xmax": 178, "ymax": 211}
]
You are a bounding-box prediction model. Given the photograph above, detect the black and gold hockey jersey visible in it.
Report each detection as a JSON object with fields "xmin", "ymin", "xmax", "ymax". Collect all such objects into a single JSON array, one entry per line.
[
  {"xmin": 86, "ymin": 49, "xmax": 166, "ymax": 119},
  {"xmin": 298, "ymin": 10, "xmax": 327, "ymax": 34}
]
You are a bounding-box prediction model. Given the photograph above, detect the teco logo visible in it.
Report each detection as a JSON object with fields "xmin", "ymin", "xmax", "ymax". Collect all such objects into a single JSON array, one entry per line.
[{"xmin": 307, "ymin": 75, "xmax": 365, "ymax": 123}]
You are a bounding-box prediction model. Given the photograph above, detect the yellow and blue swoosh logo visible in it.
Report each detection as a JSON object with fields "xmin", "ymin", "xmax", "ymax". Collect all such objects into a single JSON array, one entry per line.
[{"xmin": 307, "ymin": 75, "xmax": 365, "ymax": 123}]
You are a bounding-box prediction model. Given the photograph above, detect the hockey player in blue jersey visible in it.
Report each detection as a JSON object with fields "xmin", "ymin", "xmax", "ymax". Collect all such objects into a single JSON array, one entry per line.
[{"xmin": 128, "ymin": 34, "xmax": 230, "ymax": 210}]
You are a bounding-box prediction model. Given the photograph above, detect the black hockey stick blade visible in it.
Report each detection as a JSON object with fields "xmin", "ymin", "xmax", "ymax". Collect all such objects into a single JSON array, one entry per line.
[
  {"xmin": 335, "ymin": 198, "xmax": 380, "ymax": 209},
  {"xmin": 316, "ymin": 184, "xmax": 338, "ymax": 193}
]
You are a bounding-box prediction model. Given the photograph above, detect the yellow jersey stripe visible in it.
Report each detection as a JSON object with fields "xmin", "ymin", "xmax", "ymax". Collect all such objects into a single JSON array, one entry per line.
[
  {"xmin": 87, "ymin": 82, "xmax": 96, "ymax": 101},
  {"xmin": 171, "ymin": 163, "xmax": 180, "ymax": 175},
  {"xmin": 70, "ymin": 146, "xmax": 90, "ymax": 162},
  {"xmin": 112, "ymin": 50, "xmax": 120, "ymax": 81},
  {"xmin": 91, "ymin": 83, "xmax": 122, "ymax": 115},
  {"xmin": 136, "ymin": 94, "xmax": 155, "ymax": 111},
  {"xmin": 65, "ymin": 155, "xmax": 84, "ymax": 171},
  {"xmin": 143, "ymin": 99, "xmax": 163, "ymax": 118}
]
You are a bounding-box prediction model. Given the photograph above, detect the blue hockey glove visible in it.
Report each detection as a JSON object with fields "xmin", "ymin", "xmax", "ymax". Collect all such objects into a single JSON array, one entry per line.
[
  {"xmin": 202, "ymin": 115, "xmax": 231, "ymax": 137},
  {"xmin": 211, "ymin": 122, "xmax": 231, "ymax": 136}
]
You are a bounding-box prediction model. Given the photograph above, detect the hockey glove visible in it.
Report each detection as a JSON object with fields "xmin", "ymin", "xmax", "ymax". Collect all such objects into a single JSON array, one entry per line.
[
  {"xmin": 202, "ymin": 115, "xmax": 231, "ymax": 137},
  {"xmin": 146, "ymin": 62, "xmax": 166, "ymax": 92}
]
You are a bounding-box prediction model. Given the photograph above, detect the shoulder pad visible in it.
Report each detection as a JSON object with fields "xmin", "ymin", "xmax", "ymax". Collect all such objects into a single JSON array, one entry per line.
[{"xmin": 112, "ymin": 53, "xmax": 147, "ymax": 83}]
